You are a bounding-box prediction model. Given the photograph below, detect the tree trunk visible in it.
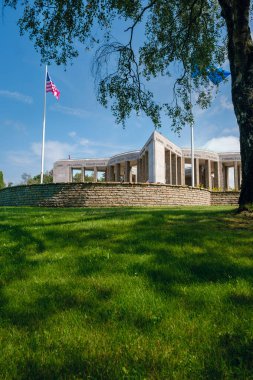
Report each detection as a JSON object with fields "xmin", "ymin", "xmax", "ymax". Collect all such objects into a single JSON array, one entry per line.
[
  {"xmin": 219, "ymin": 0, "xmax": 253, "ymax": 210},
  {"xmin": 233, "ymin": 82, "xmax": 253, "ymax": 209}
]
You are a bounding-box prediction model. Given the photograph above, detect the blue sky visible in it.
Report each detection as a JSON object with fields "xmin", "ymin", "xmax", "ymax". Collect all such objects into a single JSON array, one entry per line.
[{"xmin": 0, "ymin": 7, "xmax": 239, "ymax": 185}]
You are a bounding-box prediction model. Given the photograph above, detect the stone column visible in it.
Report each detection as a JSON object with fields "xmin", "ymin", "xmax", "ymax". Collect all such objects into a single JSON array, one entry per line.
[
  {"xmin": 213, "ymin": 161, "xmax": 220, "ymax": 189},
  {"xmin": 129, "ymin": 168, "xmax": 132, "ymax": 183},
  {"xmin": 93, "ymin": 167, "xmax": 98, "ymax": 182},
  {"xmin": 82, "ymin": 168, "xmax": 85, "ymax": 182},
  {"xmin": 145, "ymin": 151, "xmax": 149, "ymax": 182},
  {"xmin": 172, "ymin": 154, "xmax": 177, "ymax": 185},
  {"xmin": 234, "ymin": 161, "xmax": 239, "ymax": 190},
  {"xmin": 224, "ymin": 166, "xmax": 229, "ymax": 190},
  {"xmin": 115, "ymin": 163, "xmax": 121, "ymax": 182},
  {"xmin": 138, "ymin": 159, "xmax": 141, "ymax": 182},
  {"xmin": 181, "ymin": 157, "xmax": 185, "ymax": 186},
  {"xmin": 136, "ymin": 158, "xmax": 141, "ymax": 183},
  {"xmin": 205, "ymin": 160, "xmax": 211, "ymax": 189},
  {"xmin": 104, "ymin": 168, "xmax": 108, "ymax": 182},
  {"xmin": 137, "ymin": 159, "xmax": 141, "ymax": 182},
  {"xmin": 194, "ymin": 158, "xmax": 200, "ymax": 187},
  {"xmin": 222, "ymin": 164, "xmax": 226, "ymax": 190},
  {"xmin": 108, "ymin": 166, "xmax": 114, "ymax": 182},
  {"xmin": 141, "ymin": 158, "xmax": 144, "ymax": 182},
  {"xmin": 69, "ymin": 167, "xmax": 73, "ymax": 183},
  {"xmin": 124, "ymin": 161, "xmax": 131, "ymax": 182},
  {"xmin": 177, "ymin": 156, "xmax": 182, "ymax": 185},
  {"xmin": 165, "ymin": 150, "xmax": 172, "ymax": 184},
  {"xmin": 141, "ymin": 153, "xmax": 146, "ymax": 182},
  {"xmin": 219, "ymin": 162, "xmax": 224, "ymax": 190}
]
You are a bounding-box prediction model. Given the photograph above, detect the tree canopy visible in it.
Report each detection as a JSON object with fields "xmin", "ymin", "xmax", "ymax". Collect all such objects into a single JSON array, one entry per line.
[
  {"xmin": 4, "ymin": 0, "xmax": 228, "ymax": 130},
  {"xmin": 4, "ymin": 0, "xmax": 253, "ymax": 209}
]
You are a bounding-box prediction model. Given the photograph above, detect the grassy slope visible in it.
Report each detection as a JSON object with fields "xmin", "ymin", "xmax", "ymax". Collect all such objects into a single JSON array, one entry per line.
[{"xmin": 0, "ymin": 206, "xmax": 253, "ymax": 380}]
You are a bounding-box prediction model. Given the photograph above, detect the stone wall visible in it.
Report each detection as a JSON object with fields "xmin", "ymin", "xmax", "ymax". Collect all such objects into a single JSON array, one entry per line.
[
  {"xmin": 210, "ymin": 191, "xmax": 239, "ymax": 206},
  {"xmin": 0, "ymin": 183, "xmax": 240, "ymax": 208},
  {"xmin": 0, "ymin": 183, "xmax": 211, "ymax": 207}
]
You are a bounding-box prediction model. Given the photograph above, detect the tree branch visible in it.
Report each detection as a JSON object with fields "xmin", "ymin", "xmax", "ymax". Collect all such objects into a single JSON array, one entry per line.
[{"xmin": 124, "ymin": 0, "xmax": 157, "ymax": 47}]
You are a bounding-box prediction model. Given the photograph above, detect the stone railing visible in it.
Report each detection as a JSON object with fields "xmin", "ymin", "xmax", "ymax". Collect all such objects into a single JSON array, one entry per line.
[{"xmin": 0, "ymin": 183, "xmax": 239, "ymax": 208}]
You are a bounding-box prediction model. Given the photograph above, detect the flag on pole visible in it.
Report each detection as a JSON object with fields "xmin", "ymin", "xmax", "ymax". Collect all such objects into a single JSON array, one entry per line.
[
  {"xmin": 46, "ymin": 72, "xmax": 60, "ymax": 100},
  {"xmin": 191, "ymin": 65, "xmax": 230, "ymax": 85},
  {"xmin": 207, "ymin": 67, "xmax": 230, "ymax": 85}
]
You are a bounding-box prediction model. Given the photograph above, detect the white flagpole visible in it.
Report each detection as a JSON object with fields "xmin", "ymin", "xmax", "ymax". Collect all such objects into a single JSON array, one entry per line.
[
  {"xmin": 190, "ymin": 73, "xmax": 195, "ymax": 187},
  {"xmin": 40, "ymin": 65, "xmax": 47, "ymax": 184},
  {"xmin": 191, "ymin": 120, "xmax": 195, "ymax": 187}
]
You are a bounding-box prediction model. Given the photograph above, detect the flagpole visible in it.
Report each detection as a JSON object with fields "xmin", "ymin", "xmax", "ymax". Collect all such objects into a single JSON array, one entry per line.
[
  {"xmin": 40, "ymin": 65, "xmax": 47, "ymax": 184},
  {"xmin": 190, "ymin": 73, "xmax": 195, "ymax": 187},
  {"xmin": 191, "ymin": 119, "xmax": 195, "ymax": 187}
]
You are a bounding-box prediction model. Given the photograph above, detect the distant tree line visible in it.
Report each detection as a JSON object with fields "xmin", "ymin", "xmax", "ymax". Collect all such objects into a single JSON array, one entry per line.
[
  {"xmin": 0, "ymin": 170, "xmax": 54, "ymax": 188},
  {"xmin": 0, "ymin": 169, "xmax": 106, "ymax": 188},
  {"xmin": 0, "ymin": 171, "xmax": 5, "ymax": 189},
  {"xmin": 21, "ymin": 170, "xmax": 53, "ymax": 185}
]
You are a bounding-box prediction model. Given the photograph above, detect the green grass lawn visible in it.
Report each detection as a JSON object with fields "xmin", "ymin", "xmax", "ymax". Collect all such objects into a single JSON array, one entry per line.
[{"xmin": 0, "ymin": 206, "xmax": 253, "ymax": 379}]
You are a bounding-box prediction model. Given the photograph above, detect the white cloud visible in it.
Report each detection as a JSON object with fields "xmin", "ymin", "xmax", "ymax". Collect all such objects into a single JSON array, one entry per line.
[
  {"xmin": 50, "ymin": 104, "xmax": 91, "ymax": 118},
  {"xmin": 0, "ymin": 90, "xmax": 33, "ymax": 104},
  {"xmin": 5, "ymin": 136, "xmax": 135, "ymax": 184},
  {"xmin": 202, "ymin": 136, "xmax": 240, "ymax": 152},
  {"xmin": 68, "ymin": 131, "xmax": 77, "ymax": 138},
  {"xmin": 79, "ymin": 138, "xmax": 90, "ymax": 146},
  {"xmin": 7, "ymin": 150, "xmax": 35, "ymax": 166},
  {"xmin": 220, "ymin": 95, "xmax": 233, "ymax": 110},
  {"xmin": 7, "ymin": 141, "xmax": 76, "ymax": 175},
  {"xmin": 222, "ymin": 126, "xmax": 239, "ymax": 134},
  {"xmin": 79, "ymin": 137, "xmax": 133, "ymax": 151},
  {"xmin": 31, "ymin": 140, "xmax": 76, "ymax": 167},
  {"xmin": 3, "ymin": 119, "xmax": 27, "ymax": 133},
  {"xmin": 31, "ymin": 140, "xmax": 102, "ymax": 164}
]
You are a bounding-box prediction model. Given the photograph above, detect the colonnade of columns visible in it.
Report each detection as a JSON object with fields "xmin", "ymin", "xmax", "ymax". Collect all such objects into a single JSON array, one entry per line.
[
  {"xmin": 165, "ymin": 150, "xmax": 185, "ymax": 186},
  {"xmin": 107, "ymin": 160, "xmax": 136, "ymax": 182},
  {"xmin": 190, "ymin": 159, "xmax": 241, "ymax": 190},
  {"xmin": 107, "ymin": 152, "xmax": 150, "ymax": 183},
  {"xmin": 221, "ymin": 161, "xmax": 241, "ymax": 191},
  {"xmin": 193, "ymin": 159, "xmax": 215, "ymax": 189},
  {"xmin": 75, "ymin": 157, "xmax": 241, "ymax": 190},
  {"xmin": 192, "ymin": 159, "xmax": 225, "ymax": 189},
  {"xmin": 71, "ymin": 166, "xmax": 108, "ymax": 182}
]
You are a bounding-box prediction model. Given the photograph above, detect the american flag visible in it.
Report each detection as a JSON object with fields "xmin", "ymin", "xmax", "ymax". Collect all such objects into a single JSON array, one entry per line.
[{"xmin": 46, "ymin": 72, "xmax": 60, "ymax": 100}]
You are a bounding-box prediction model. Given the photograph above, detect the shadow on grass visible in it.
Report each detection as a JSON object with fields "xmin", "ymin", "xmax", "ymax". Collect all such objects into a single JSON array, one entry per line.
[
  {"xmin": 2, "ymin": 207, "xmax": 251, "ymax": 318},
  {"xmin": 0, "ymin": 222, "xmax": 44, "ymax": 285},
  {"xmin": 0, "ymin": 222, "xmax": 46, "ymax": 331},
  {"xmin": 202, "ymin": 332, "xmax": 253, "ymax": 380},
  {"xmin": 0, "ymin": 206, "xmax": 253, "ymax": 378}
]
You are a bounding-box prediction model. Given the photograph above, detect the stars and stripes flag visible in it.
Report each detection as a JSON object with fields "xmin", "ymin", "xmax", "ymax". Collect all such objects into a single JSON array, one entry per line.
[{"xmin": 46, "ymin": 72, "xmax": 60, "ymax": 100}]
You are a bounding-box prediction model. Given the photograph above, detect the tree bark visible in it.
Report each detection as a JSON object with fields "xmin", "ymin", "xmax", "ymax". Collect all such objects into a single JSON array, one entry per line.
[{"xmin": 219, "ymin": 0, "xmax": 253, "ymax": 210}]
